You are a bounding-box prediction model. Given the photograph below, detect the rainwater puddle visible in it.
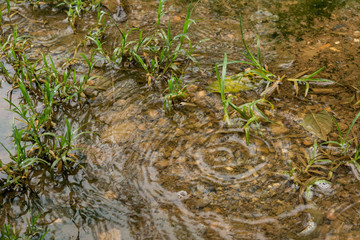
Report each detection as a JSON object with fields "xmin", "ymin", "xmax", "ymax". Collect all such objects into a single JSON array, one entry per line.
[{"xmin": 1, "ymin": 0, "xmax": 360, "ymax": 239}]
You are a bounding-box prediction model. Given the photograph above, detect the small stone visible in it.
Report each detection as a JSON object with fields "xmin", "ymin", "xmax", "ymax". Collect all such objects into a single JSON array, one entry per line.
[
  {"xmin": 138, "ymin": 123, "xmax": 146, "ymax": 131},
  {"xmin": 326, "ymin": 208, "xmax": 336, "ymax": 221},
  {"xmin": 269, "ymin": 121, "xmax": 289, "ymax": 135},
  {"xmin": 155, "ymin": 160, "xmax": 169, "ymax": 169},
  {"xmin": 157, "ymin": 118, "xmax": 168, "ymax": 126},
  {"xmin": 239, "ymin": 192, "xmax": 247, "ymax": 197},
  {"xmin": 105, "ymin": 190, "xmax": 116, "ymax": 200},
  {"xmin": 175, "ymin": 128, "xmax": 185, "ymax": 136},
  {"xmin": 98, "ymin": 228, "xmax": 122, "ymax": 240},
  {"xmin": 336, "ymin": 178, "xmax": 348, "ymax": 185},
  {"xmin": 354, "ymin": 39, "xmax": 360, "ymax": 43},
  {"xmin": 177, "ymin": 156, "xmax": 186, "ymax": 163},
  {"xmin": 194, "ymin": 198, "xmax": 210, "ymax": 208},
  {"xmin": 303, "ymin": 137, "xmax": 313, "ymax": 146},
  {"xmin": 319, "ymin": 43, "xmax": 331, "ymax": 50},
  {"xmin": 83, "ymin": 88, "xmax": 98, "ymax": 98},
  {"xmin": 227, "ymin": 33, "xmax": 234, "ymax": 40},
  {"xmin": 163, "ymin": 147, "xmax": 172, "ymax": 158},
  {"xmin": 259, "ymin": 146, "xmax": 269, "ymax": 154},
  {"xmin": 172, "ymin": 150, "xmax": 180, "ymax": 158},
  {"xmin": 209, "ymin": 221, "xmax": 218, "ymax": 229},
  {"xmin": 101, "ymin": 122, "xmax": 137, "ymax": 144},
  {"xmin": 273, "ymin": 141, "xmax": 282, "ymax": 149},
  {"xmin": 148, "ymin": 109, "xmax": 159, "ymax": 119},
  {"xmin": 177, "ymin": 190, "xmax": 188, "ymax": 199},
  {"xmin": 173, "ymin": 16, "xmax": 181, "ymax": 22},
  {"xmin": 87, "ymin": 80, "xmax": 95, "ymax": 86},
  {"xmin": 224, "ymin": 166, "xmax": 234, "ymax": 171},
  {"xmin": 196, "ymin": 90, "xmax": 207, "ymax": 99},
  {"xmin": 354, "ymin": 31, "xmax": 360, "ymax": 37},
  {"xmin": 264, "ymin": 109, "xmax": 274, "ymax": 117}
]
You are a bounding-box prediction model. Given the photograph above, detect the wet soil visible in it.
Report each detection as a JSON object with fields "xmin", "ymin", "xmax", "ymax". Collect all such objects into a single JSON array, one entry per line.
[{"xmin": 1, "ymin": 0, "xmax": 360, "ymax": 239}]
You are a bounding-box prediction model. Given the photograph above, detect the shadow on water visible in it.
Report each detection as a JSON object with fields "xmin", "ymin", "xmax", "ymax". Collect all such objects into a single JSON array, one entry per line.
[{"xmin": 1, "ymin": 0, "xmax": 360, "ymax": 239}]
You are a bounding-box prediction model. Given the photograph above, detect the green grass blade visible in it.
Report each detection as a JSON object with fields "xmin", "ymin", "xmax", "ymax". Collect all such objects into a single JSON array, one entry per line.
[
  {"xmin": 345, "ymin": 111, "xmax": 360, "ymax": 140},
  {"xmin": 306, "ymin": 67, "xmax": 325, "ymax": 78}
]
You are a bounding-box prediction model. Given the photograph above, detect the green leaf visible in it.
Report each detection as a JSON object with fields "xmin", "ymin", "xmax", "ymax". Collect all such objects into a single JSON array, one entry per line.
[{"xmin": 300, "ymin": 110, "xmax": 333, "ymax": 141}]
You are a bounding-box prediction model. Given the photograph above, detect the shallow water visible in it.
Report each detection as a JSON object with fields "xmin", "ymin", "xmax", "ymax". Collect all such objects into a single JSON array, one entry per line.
[{"xmin": 1, "ymin": 0, "xmax": 360, "ymax": 239}]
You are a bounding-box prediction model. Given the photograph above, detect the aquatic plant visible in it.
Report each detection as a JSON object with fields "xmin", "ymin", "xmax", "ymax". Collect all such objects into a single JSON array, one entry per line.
[
  {"xmin": 87, "ymin": 10, "xmax": 108, "ymax": 43},
  {"xmin": 284, "ymin": 140, "xmax": 336, "ymax": 203},
  {"xmin": 214, "ymin": 15, "xmax": 332, "ymax": 98},
  {"xmin": 1, "ymin": 103, "xmax": 88, "ymax": 187},
  {"xmin": 87, "ymin": 35, "xmax": 111, "ymax": 63},
  {"xmin": 59, "ymin": 0, "xmax": 100, "ymax": 29},
  {"xmin": 135, "ymin": 0, "xmax": 206, "ymax": 83},
  {"xmin": 80, "ymin": 48, "xmax": 97, "ymax": 78},
  {"xmin": 4, "ymin": 78, "xmax": 88, "ymax": 162},
  {"xmin": 322, "ymin": 111, "xmax": 360, "ymax": 155},
  {"xmin": 163, "ymin": 73, "xmax": 188, "ymax": 111},
  {"xmin": 93, "ymin": 0, "xmax": 207, "ymax": 84},
  {"xmin": 0, "ymin": 27, "xmax": 32, "ymax": 68},
  {"xmin": 112, "ymin": 24, "xmax": 139, "ymax": 66},
  {"xmin": 216, "ymin": 53, "xmax": 273, "ymax": 144},
  {"xmin": 224, "ymin": 16, "xmax": 277, "ymax": 84},
  {"xmin": 0, "ymin": 125, "xmax": 48, "ymax": 188},
  {"xmin": 0, "ymin": 51, "xmax": 93, "ymax": 187},
  {"xmin": 286, "ymin": 112, "xmax": 360, "ymax": 202},
  {"xmin": 0, "ymin": 210, "xmax": 48, "ymax": 240},
  {"xmin": 287, "ymin": 67, "xmax": 335, "ymax": 97},
  {"xmin": 5, "ymin": 0, "xmax": 11, "ymax": 15},
  {"xmin": 44, "ymin": 117, "xmax": 90, "ymax": 172}
]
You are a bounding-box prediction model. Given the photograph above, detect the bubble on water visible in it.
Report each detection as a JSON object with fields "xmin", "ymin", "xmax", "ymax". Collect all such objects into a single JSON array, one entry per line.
[
  {"xmin": 299, "ymin": 217, "xmax": 317, "ymax": 236},
  {"xmin": 314, "ymin": 181, "xmax": 334, "ymax": 195},
  {"xmin": 177, "ymin": 190, "xmax": 188, "ymax": 199}
]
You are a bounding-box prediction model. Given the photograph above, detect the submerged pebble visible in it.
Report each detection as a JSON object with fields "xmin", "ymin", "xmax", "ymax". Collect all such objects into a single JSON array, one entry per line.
[
  {"xmin": 98, "ymin": 228, "xmax": 122, "ymax": 240},
  {"xmin": 101, "ymin": 122, "xmax": 137, "ymax": 143}
]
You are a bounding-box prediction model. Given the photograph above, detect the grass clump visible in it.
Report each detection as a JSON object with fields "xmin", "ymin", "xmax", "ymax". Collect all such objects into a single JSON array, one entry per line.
[
  {"xmin": 322, "ymin": 112, "xmax": 360, "ymax": 156},
  {"xmin": 212, "ymin": 15, "xmax": 336, "ymax": 144},
  {"xmin": 0, "ymin": 27, "xmax": 32, "ymax": 69},
  {"xmin": 163, "ymin": 73, "xmax": 188, "ymax": 111},
  {"xmin": 285, "ymin": 112, "xmax": 360, "ymax": 202},
  {"xmin": 133, "ymin": 0, "xmax": 206, "ymax": 82},
  {"xmin": 0, "ymin": 31, "xmax": 94, "ymax": 189},
  {"xmin": 85, "ymin": 0, "xmax": 206, "ymax": 110},
  {"xmin": 215, "ymin": 53, "xmax": 273, "ymax": 145},
  {"xmin": 0, "ymin": 210, "xmax": 48, "ymax": 240},
  {"xmin": 0, "ymin": 77, "xmax": 89, "ymax": 188},
  {"xmin": 212, "ymin": 15, "xmax": 333, "ymax": 98}
]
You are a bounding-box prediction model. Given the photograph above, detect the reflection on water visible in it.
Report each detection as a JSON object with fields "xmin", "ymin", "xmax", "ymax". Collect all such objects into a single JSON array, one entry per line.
[
  {"xmin": 1, "ymin": 0, "xmax": 360, "ymax": 239},
  {"xmin": 206, "ymin": 0, "xmax": 347, "ymax": 40},
  {"xmin": 0, "ymin": 80, "xmax": 19, "ymax": 164}
]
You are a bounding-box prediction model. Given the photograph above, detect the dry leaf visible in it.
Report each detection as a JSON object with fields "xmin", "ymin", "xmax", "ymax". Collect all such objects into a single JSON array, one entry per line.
[{"xmin": 300, "ymin": 110, "xmax": 332, "ymax": 141}]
